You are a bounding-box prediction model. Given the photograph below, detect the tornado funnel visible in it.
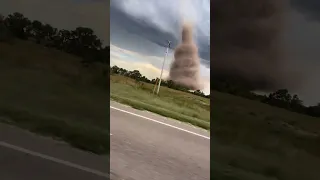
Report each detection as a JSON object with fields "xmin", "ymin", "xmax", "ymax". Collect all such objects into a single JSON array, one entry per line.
[{"xmin": 168, "ymin": 22, "xmax": 202, "ymax": 90}]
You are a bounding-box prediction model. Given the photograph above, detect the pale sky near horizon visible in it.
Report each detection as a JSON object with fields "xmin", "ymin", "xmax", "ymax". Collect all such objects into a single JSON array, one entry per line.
[
  {"xmin": 0, "ymin": 0, "xmax": 211, "ymax": 94},
  {"xmin": 0, "ymin": 0, "xmax": 109, "ymax": 45},
  {"xmin": 110, "ymin": 0, "xmax": 211, "ymax": 94},
  {"xmin": 1, "ymin": 0, "xmax": 320, "ymax": 104},
  {"xmin": 110, "ymin": 44, "xmax": 211, "ymax": 94}
]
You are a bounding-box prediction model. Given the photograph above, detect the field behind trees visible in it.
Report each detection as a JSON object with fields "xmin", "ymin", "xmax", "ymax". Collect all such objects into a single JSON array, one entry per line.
[
  {"xmin": 0, "ymin": 12, "xmax": 111, "ymax": 154},
  {"xmin": 110, "ymin": 65, "xmax": 320, "ymax": 179},
  {"xmin": 0, "ymin": 38, "xmax": 110, "ymax": 154},
  {"xmin": 110, "ymin": 74, "xmax": 210, "ymax": 130},
  {"xmin": 2, "ymin": 11, "xmax": 320, "ymax": 180},
  {"xmin": 210, "ymin": 90, "xmax": 320, "ymax": 180}
]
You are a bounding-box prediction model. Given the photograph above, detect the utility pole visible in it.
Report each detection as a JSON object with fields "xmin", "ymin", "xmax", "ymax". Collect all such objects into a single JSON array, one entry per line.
[
  {"xmin": 156, "ymin": 40, "xmax": 171, "ymax": 95},
  {"xmin": 152, "ymin": 78, "xmax": 158, "ymax": 94}
]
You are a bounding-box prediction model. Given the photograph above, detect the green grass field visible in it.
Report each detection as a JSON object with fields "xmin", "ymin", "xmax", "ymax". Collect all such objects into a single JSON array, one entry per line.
[
  {"xmin": 0, "ymin": 39, "xmax": 109, "ymax": 154},
  {"xmin": 211, "ymin": 91, "xmax": 320, "ymax": 180},
  {"xmin": 110, "ymin": 74, "xmax": 210, "ymax": 130},
  {"xmin": 2, "ymin": 38, "xmax": 320, "ymax": 180},
  {"xmin": 110, "ymin": 70, "xmax": 320, "ymax": 179}
]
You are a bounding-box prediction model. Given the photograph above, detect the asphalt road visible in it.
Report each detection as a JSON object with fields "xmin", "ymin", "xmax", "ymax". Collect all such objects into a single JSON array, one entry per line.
[
  {"xmin": 110, "ymin": 101, "xmax": 210, "ymax": 180},
  {"xmin": 0, "ymin": 123, "xmax": 109, "ymax": 180},
  {"xmin": 0, "ymin": 101, "xmax": 210, "ymax": 180}
]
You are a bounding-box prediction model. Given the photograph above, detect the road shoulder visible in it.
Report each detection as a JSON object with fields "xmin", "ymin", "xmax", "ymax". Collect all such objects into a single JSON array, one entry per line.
[
  {"xmin": 110, "ymin": 101, "xmax": 210, "ymax": 139},
  {"xmin": 0, "ymin": 123, "xmax": 109, "ymax": 174}
]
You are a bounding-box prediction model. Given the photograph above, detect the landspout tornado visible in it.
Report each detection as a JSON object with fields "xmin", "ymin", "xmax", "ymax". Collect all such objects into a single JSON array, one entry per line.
[
  {"xmin": 212, "ymin": 0, "xmax": 297, "ymax": 91},
  {"xmin": 168, "ymin": 22, "xmax": 202, "ymax": 90}
]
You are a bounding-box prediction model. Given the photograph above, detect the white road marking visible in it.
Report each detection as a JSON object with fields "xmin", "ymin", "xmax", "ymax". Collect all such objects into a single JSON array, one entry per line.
[
  {"xmin": 110, "ymin": 106, "xmax": 210, "ymax": 140},
  {"xmin": 0, "ymin": 141, "xmax": 109, "ymax": 178}
]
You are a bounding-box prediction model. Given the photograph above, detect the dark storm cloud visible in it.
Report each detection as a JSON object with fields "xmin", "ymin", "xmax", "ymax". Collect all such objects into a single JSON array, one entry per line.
[
  {"xmin": 291, "ymin": 0, "xmax": 320, "ymax": 21},
  {"xmin": 0, "ymin": 0, "xmax": 109, "ymax": 44},
  {"xmin": 211, "ymin": 0, "xmax": 320, "ymax": 105},
  {"xmin": 211, "ymin": 0, "xmax": 305, "ymax": 91},
  {"xmin": 110, "ymin": 0, "xmax": 210, "ymax": 64}
]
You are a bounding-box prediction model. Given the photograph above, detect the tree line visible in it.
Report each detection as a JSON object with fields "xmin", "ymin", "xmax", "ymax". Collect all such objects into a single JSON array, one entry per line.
[
  {"xmin": 212, "ymin": 74, "xmax": 320, "ymax": 118},
  {"xmin": 0, "ymin": 12, "xmax": 109, "ymax": 65},
  {"xmin": 110, "ymin": 65, "xmax": 210, "ymax": 98},
  {"xmin": 2, "ymin": 12, "xmax": 318, "ymax": 117}
]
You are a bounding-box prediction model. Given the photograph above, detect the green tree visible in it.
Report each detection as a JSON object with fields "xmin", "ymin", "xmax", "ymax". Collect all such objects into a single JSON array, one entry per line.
[
  {"xmin": 54, "ymin": 29, "xmax": 72, "ymax": 51},
  {"xmin": 271, "ymin": 89, "xmax": 292, "ymax": 103},
  {"xmin": 194, "ymin": 90, "xmax": 205, "ymax": 97},
  {"xmin": 111, "ymin": 66, "xmax": 120, "ymax": 74},
  {"xmin": 265, "ymin": 89, "xmax": 291, "ymax": 108},
  {"xmin": 118, "ymin": 68, "xmax": 127, "ymax": 75},
  {"xmin": 0, "ymin": 14, "xmax": 13, "ymax": 42},
  {"xmin": 129, "ymin": 70, "xmax": 142, "ymax": 80},
  {"xmin": 29, "ymin": 20, "xmax": 45, "ymax": 43},
  {"xmin": 306, "ymin": 103, "xmax": 320, "ymax": 117},
  {"xmin": 69, "ymin": 27, "xmax": 102, "ymax": 55},
  {"xmin": 42, "ymin": 24, "xmax": 58, "ymax": 46},
  {"xmin": 167, "ymin": 80, "xmax": 174, "ymax": 88},
  {"xmin": 4, "ymin": 12, "xmax": 31, "ymax": 39}
]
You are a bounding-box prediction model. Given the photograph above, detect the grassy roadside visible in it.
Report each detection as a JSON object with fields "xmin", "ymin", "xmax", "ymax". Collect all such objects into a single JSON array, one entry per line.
[
  {"xmin": 110, "ymin": 95, "xmax": 210, "ymax": 130},
  {"xmin": 0, "ymin": 106, "xmax": 109, "ymax": 154},
  {"xmin": 110, "ymin": 74, "xmax": 210, "ymax": 130},
  {"xmin": 211, "ymin": 90, "xmax": 320, "ymax": 180},
  {"xmin": 0, "ymin": 40, "xmax": 109, "ymax": 154}
]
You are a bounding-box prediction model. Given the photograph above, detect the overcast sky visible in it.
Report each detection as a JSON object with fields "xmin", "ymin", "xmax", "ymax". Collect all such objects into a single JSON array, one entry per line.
[
  {"xmin": 0, "ymin": 0, "xmax": 109, "ymax": 45},
  {"xmin": 110, "ymin": 0, "xmax": 210, "ymax": 63},
  {"xmin": 1, "ymin": 0, "xmax": 320, "ymax": 104},
  {"xmin": 110, "ymin": 0, "xmax": 211, "ymax": 94},
  {"xmin": 282, "ymin": 0, "xmax": 320, "ymax": 105}
]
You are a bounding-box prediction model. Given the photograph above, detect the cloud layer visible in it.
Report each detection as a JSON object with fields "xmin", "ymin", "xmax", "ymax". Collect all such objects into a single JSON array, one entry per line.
[
  {"xmin": 110, "ymin": 0, "xmax": 210, "ymax": 62},
  {"xmin": 0, "ymin": 0, "xmax": 109, "ymax": 44},
  {"xmin": 291, "ymin": 0, "xmax": 320, "ymax": 21},
  {"xmin": 109, "ymin": 0, "xmax": 211, "ymax": 95},
  {"xmin": 110, "ymin": 45, "xmax": 210, "ymax": 94}
]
